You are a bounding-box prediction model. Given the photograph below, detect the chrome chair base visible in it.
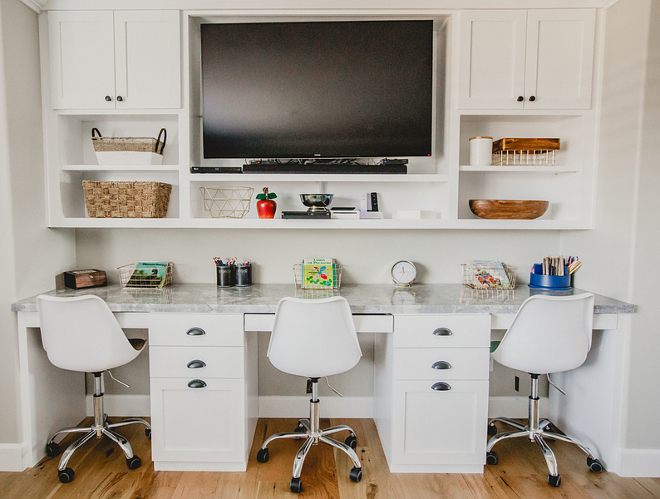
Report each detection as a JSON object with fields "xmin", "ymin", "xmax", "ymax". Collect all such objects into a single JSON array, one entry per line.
[
  {"xmin": 257, "ymin": 378, "xmax": 362, "ymax": 493},
  {"xmin": 486, "ymin": 374, "xmax": 603, "ymax": 487},
  {"xmin": 46, "ymin": 372, "xmax": 151, "ymax": 483}
]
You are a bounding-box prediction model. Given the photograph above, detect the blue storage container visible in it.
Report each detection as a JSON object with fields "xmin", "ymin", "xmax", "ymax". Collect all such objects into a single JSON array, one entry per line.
[{"xmin": 529, "ymin": 264, "xmax": 572, "ymax": 290}]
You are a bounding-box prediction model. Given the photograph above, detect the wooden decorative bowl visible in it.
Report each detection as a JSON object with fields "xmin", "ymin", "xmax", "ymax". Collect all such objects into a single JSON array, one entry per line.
[{"xmin": 469, "ymin": 199, "xmax": 549, "ymax": 219}]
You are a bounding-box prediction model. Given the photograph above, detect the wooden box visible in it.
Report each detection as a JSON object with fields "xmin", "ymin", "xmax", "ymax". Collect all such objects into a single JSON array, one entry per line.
[
  {"xmin": 64, "ymin": 269, "xmax": 107, "ymax": 289},
  {"xmin": 492, "ymin": 138, "xmax": 560, "ymax": 152}
]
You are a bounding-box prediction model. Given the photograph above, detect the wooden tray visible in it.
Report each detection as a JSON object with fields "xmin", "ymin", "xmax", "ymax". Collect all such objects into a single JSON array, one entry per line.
[
  {"xmin": 469, "ymin": 200, "xmax": 549, "ymax": 220},
  {"xmin": 492, "ymin": 138, "xmax": 560, "ymax": 152}
]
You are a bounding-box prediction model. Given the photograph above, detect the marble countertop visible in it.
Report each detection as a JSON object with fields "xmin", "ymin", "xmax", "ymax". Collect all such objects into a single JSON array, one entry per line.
[{"xmin": 11, "ymin": 283, "xmax": 635, "ymax": 315}]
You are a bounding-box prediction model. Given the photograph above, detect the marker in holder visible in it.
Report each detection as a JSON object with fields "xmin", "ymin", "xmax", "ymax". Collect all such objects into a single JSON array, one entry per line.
[
  {"xmin": 236, "ymin": 264, "xmax": 252, "ymax": 287},
  {"xmin": 217, "ymin": 265, "xmax": 234, "ymax": 287}
]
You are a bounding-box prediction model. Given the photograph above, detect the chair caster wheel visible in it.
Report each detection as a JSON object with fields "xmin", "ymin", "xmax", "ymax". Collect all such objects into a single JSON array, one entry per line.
[
  {"xmin": 548, "ymin": 474, "xmax": 561, "ymax": 487},
  {"xmin": 345, "ymin": 435, "xmax": 357, "ymax": 449},
  {"xmin": 349, "ymin": 467, "xmax": 362, "ymax": 482},
  {"xmin": 290, "ymin": 477, "xmax": 303, "ymax": 493},
  {"xmin": 486, "ymin": 451, "xmax": 498, "ymax": 465},
  {"xmin": 126, "ymin": 456, "xmax": 142, "ymax": 470},
  {"xmin": 145, "ymin": 428, "xmax": 151, "ymax": 439},
  {"xmin": 487, "ymin": 424, "xmax": 497, "ymax": 436},
  {"xmin": 46, "ymin": 442, "xmax": 61, "ymax": 457},
  {"xmin": 256, "ymin": 448, "xmax": 269, "ymax": 463},
  {"xmin": 588, "ymin": 457, "xmax": 603, "ymax": 473},
  {"xmin": 58, "ymin": 468, "xmax": 74, "ymax": 483},
  {"xmin": 294, "ymin": 421, "xmax": 305, "ymax": 433}
]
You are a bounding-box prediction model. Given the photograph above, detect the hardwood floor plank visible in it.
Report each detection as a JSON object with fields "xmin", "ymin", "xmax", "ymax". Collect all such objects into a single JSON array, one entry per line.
[{"xmin": 2, "ymin": 417, "xmax": 660, "ymax": 499}]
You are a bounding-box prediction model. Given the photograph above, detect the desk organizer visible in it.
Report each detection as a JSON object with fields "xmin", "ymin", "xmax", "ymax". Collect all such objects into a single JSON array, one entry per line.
[
  {"xmin": 529, "ymin": 264, "xmax": 571, "ymax": 290},
  {"xmin": 461, "ymin": 263, "xmax": 516, "ymax": 290},
  {"xmin": 118, "ymin": 262, "xmax": 173, "ymax": 288},
  {"xmin": 293, "ymin": 263, "xmax": 342, "ymax": 290}
]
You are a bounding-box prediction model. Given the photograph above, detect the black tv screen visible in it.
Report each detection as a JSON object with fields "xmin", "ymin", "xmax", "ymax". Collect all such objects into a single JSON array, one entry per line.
[{"xmin": 201, "ymin": 20, "xmax": 434, "ymax": 159}]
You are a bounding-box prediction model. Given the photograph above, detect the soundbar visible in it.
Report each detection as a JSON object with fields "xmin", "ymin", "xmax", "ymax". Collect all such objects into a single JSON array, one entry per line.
[{"xmin": 243, "ymin": 162, "xmax": 407, "ymax": 174}]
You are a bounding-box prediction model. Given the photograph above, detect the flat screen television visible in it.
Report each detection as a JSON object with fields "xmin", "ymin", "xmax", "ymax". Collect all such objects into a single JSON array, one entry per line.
[{"xmin": 201, "ymin": 20, "xmax": 434, "ymax": 162}]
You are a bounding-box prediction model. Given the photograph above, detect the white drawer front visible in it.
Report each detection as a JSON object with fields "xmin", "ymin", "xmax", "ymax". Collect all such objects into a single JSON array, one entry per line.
[
  {"xmin": 243, "ymin": 313, "xmax": 394, "ymax": 333},
  {"xmin": 393, "ymin": 348, "xmax": 490, "ymax": 381},
  {"xmin": 394, "ymin": 315, "xmax": 491, "ymax": 348},
  {"xmin": 149, "ymin": 314, "xmax": 244, "ymax": 346},
  {"xmin": 150, "ymin": 346, "xmax": 244, "ymax": 379}
]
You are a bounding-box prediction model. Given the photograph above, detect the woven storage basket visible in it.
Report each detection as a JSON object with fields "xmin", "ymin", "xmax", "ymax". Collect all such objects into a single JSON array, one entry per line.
[
  {"xmin": 91, "ymin": 128, "xmax": 166, "ymax": 165},
  {"xmin": 82, "ymin": 181, "xmax": 172, "ymax": 218}
]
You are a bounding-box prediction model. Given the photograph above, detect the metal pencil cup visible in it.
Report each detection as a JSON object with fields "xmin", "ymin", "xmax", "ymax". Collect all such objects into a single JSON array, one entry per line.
[
  {"xmin": 217, "ymin": 266, "xmax": 234, "ymax": 287},
  {"xmin": 236, "ymin": 265, "xmax": 252, "ymax": 287}
]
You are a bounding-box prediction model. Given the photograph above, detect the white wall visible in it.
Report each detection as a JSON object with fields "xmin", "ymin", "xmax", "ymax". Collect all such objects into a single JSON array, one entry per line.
[
  {"xmin": 560, "ymin": 0, "xmax": 660, "ymax": 474},
  {"xmin": 0, "ymin": 0, "xmax": 75, "ymax": 448}
]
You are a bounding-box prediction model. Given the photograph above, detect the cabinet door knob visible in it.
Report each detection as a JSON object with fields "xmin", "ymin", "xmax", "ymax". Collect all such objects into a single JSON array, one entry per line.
[
  {"xmin": 431, "ymin": 382, "xmax": 452, "ymax": 391},
  {"xmin": 105, "ymin": 96, "xmax": 112, "ymax": 102},
  {"xmin": 529, "ymin": 96, "xmax": 536, "ymax": 102},
  {"xmin": 517, "ymin": 96, "xmax": 524, "ymax": 102},
  {"xmin": 116, "ymin": 96, "xmax": 123, "ymax": 102},
  {"xmin": 187, "ymin": 379, "xmax": 207, "ymax": 388},
  {"xmin": 186, "ymin": 327, "xmax": 206, "ymax": 336},
  {"xmin": 431, "ymin": 361, "xmax": 452, "ymax": 370},
  {"xmin": 432, "ymin": 327, "xmax": 452, "ymax": 336},
  {"xmin": 187, "ymin": 360, "xmax": 206, "ymax": 369}
]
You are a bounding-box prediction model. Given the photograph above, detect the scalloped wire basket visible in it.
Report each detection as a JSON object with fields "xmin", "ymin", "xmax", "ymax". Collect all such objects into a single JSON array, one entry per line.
[
  {"xmin": 461, "ymin": 263, "xmax": 516, "ymax": 290},
  {"xmin": 293, "ymin": 263, "xmax": 342, "ymax": 290},
  {"xmin": 118, "ymin": 262, "xmax": 174, "ymax": 288},
  {"xmin": 200, "ymin": 186, "xmax": 254, "ymax": 218}
]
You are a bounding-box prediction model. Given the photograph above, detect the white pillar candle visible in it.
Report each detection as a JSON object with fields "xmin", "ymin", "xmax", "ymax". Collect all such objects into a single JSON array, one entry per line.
[{"xmin": 469, "ymin": 136, "xmax": 493, "ymax": 166}]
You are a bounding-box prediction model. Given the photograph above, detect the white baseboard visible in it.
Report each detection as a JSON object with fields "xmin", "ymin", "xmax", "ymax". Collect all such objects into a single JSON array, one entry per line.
[
  {"xmin": 488, "ymin": 396, "xmax": 548, "ymax": 419},
  {"xmin": 259, "ymin": 396, "xmax": 374, "ymax": 418},
  {"xmin": 617, "ymin": 449, "xmax": 660, "ymax": 477},
  {"xmin": 86, "ymin": 394, "xmax": 150, "ymax": 417},
  {"xmin": 0, "ymin": 443, "xmax": 26, "ymax": 472}
]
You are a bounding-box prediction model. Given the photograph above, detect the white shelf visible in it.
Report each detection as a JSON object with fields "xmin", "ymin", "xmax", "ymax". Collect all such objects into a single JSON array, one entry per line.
[
  {"xmin": 187, "ymin": 173, "xmax": 450, "ymax": 183},
  {"xmin": 459, "ymin": 165, "xmax": 578, "ymax": 173},
  {"xmin": 62, "ymin": 164, "xmax": 180, "ymax": 172}
]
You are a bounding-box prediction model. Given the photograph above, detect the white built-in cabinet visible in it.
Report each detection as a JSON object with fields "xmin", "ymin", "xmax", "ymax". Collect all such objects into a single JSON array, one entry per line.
[
  {"xmin": 148, "ymin": 314, "xmax": 258, "ymax": 471},
  {"xmin": 48, "ymin": 10, "xmax": 181, "ymax": 110},
  {"xmin": 40, "ymin": 8, "xmax": 599, "ymax": 229},
  {"xmin": 458, "ymin": 9, "xmax": 596, "ymax": 110},
  {"xmin": 376, "ymin": 315, "xmax": 491, "ymax": 472}
]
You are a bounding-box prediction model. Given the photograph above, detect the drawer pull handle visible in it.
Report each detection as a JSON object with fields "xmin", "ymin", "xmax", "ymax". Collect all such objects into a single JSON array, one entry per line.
[
  {"xmin": 432, "ymin": 327, "xmax": 452, "ymax": 336},
  {"xmin": 187, "ymin": 379, "xmax": 207, "ymax": 388},
  {"xmin": 186, "ymin": 327, "xmax": 206, "ymax": 336},
  {"xmin": 432, "ymin": 361, "xmax": 452, "ymax": 370},
  {"xmin": 187, "ymin": 360, "xmax": 206, "ymax": 369},
  {"xmin": 431, "ymin": 382, "xmax": 452, "ymax": 391}
]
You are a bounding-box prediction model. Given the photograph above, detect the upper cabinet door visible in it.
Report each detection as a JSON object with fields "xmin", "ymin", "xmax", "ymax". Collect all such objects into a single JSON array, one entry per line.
[
  {"xmin": 458, "ymin": 10, "xmax": 527, "ymax": 110},
  {"xmin": 524, "ymin": 9, "xmax": 596, "ymax": 110},
  {"xmin": 49, "ymin": 11, "xmax": 116, "ymax": 110},
  {"xmin": 114, "ymin": 11, "xmax": 181, "ymax": 109}
]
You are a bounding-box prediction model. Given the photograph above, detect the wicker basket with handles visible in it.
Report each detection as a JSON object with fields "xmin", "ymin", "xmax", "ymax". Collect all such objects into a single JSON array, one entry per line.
[
  {"xmin": 91, "ymin": 128, "xmax": 166, "ymax": 165},
  {"xmin": 82, "ymin": 181, "xmax": 172, "ymax": 218}
]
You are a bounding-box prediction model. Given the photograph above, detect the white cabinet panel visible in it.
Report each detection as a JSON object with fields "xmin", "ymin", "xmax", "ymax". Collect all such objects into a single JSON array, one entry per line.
[
  {"xmin": 392, "ymin": 379, "xmax": 489, "ymax": 465},
  {"xmin": 114, "ymin": 11, "xmax": 181, "ymax": 109},
  {"xmin": 150, "ymin": 377, "xmax": 245, "ymax": 463},
  {"xmin": 524, "ymin": 9, "xmax": 595, "ymax": 110},
  {"xmin": 48, "ymin": 10, "xmax": 180, "ymax": 110},
  {"xmin": 48, "ymin": 11, "xmax": 116, "ymax": 109},
  {"xmin": 458, "ymin": 10, "xmax": 527, "ymax": 110}
]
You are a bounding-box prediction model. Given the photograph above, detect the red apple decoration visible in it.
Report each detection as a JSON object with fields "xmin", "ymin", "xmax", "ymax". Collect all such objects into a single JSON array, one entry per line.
[{"xmin": 256, "ymin": 187, "xmax": 277, "ymax": 218}]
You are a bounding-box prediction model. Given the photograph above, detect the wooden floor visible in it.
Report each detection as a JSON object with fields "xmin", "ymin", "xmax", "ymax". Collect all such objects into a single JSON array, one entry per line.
[{"xmin": 2, "ymin": 417, "xmax": 660, "ymax": 499}]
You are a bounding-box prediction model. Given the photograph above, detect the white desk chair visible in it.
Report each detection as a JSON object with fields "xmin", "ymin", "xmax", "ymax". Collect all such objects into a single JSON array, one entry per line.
[
  {"xmin": 486, "ymin": 293, "xmax": 603, "ymax": 487},
  {"xmin": 37, "ymin": 295, "xmax": 151, "ymax": 484},
  {"xmin": 256, "ymin": 296, "xmax": 363, "ymax": 493}
]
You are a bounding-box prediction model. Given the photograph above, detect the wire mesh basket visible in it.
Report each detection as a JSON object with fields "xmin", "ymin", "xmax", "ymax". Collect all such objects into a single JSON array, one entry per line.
[
  {"xmin": 118, "ymin": 262, "xmax": 173, "ymax": 288},
  {"xmin": 200, "ymin": 186, "xmax": 254, "ymax": 218},
  {"xmin": 461, "ymin": 263, "xmax": 516, "ymax": 290},
  {"xmin": 492, "ymin": 149, "xmax": 556, "ymax": 166},
  {"xmin": 293, "ymin": 263, "xmax": 342, "ymax": 290}
]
